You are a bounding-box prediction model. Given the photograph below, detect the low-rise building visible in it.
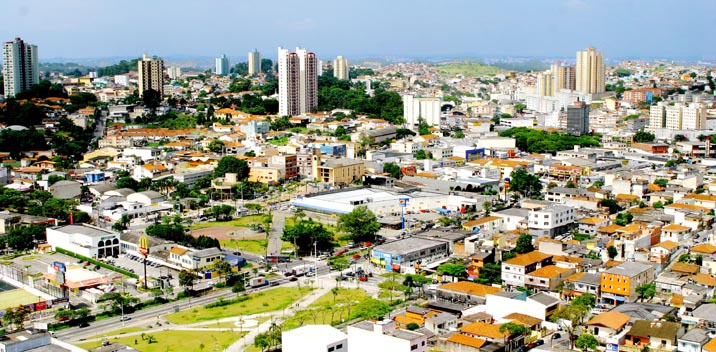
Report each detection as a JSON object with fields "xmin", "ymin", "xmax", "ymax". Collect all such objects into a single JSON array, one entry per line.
[
  {"xmin": 624, "ymin": 320, "xmax": 683, "ymax": 351},
  {"xmin": 371, "ymin": 237, "xmax": 450, "ymax": 273},
  {"xmin": 347, "ymin": 320, "xmax": 428, "ymax": 352},
  {"xmin": 600, "ymin": 262, "xmax": 656, "ymax": 303},
  {"xmin": 528, "ymin": 205, "xmax": 575, "ymax": 238},
  {"xmin": 46, "ymin": 224, "xmax": 120, "ymax": 259},
  {"xmin": 435, "ymin": 281, "xmax": 502, "ymax": 305},
  {"xmin": 282, "ymin": 325, "xmax": 347, "ymax": 352},
  {"xmin": 586, "ymin": 311, "xmax": 631, "ymax": 345},
  {"xmin": 501, "ymin": 251, "xmax": 553, "ymax": 288}
]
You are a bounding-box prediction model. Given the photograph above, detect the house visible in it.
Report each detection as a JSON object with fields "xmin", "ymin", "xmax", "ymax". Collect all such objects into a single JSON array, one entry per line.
[
  {"xmin": 425, "ymin": 312, "xmax": 458, "ymax": 336},
  {"xmin": 282, "ymin": 325, "xmax": 347, "ymax": 352},
  {"xmin": 168, "ymin": 246, "xmax": 224, "ymax": 270},
  {"xmin": 624, "ymin": 320, "xmax": 683, "ymax": 351},
  {"xmin": 501, "ymin": 251, "xmax": 553, "ymax": 288},
  {"xmin": 347, "ymin": 320, "xmax": 428, "ymax": 352},
  {"xmin": 524, "ymin": 265, "xmax": 573, "ymax": 292},
  {"xmin": 677, "ymin": 328, "xmax": 709, "ymax": 352},
  {"xmin": 578, "ymin": 217, "xmax": 610, "ymax": 236},
  {"xmin": 563, "ymin": 272, "xmax": 601, "ymax": 297},
  {"xmin": 437, "ymin": 333, "xmax": 488, "ymax": 352},
  {"xmin": 459, "ymin": 322, "xmax": 507, "ymax": 342},
  {"xmin": 485, "ymin": 291, "xmax": 560, "ymax": 321},
  {"xmin": 126, "ymin": 190, "xmax": 165, "ymax": 205},
  {"xmin": 462, "ymin": 216, "xmax": 505, "ymax": 234},
  {"xmin": 600, "ymin": 262, "xmax": 656, "ymax": 303},
  {"xmin": 527, "ymin": 205, "xmax": 576, "ymax": 238},
  {"xmin": 586, "ymin": 311, "xmax": 631, "ymax": 345},
  {"xmin": 435, "ymin": 281, "xmax": 502, "ymax": 305},
  {"xmin": 661, "ymin": 224, "xmax": 692, "ymax": 243},
  {"xmin": 650, "ymin": 241, "xmax": 679, "ymax": 264}
]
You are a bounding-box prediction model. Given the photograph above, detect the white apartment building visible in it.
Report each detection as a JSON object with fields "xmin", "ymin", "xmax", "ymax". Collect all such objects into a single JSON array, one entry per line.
[
  {"xmin": 528, "ymin": 205, "xmax": 575, "ymax": 238},
  {"xmin": 333, "ymin": 55, "xmax": 349, "ymax": 80},
  {"xmin": 391, "ymin": 140, "xmax": 420, "ymax": 154},
  {"xmin": 114, "ymin": 74, "xmax": 130, "ymax": 87},
  {"xmin": 347, "ymin": 320, "xmax": 428, "ymax": 352},
  {"xmin": 215, "ymin": 54, "xmax": 229, "ymax": 76},
  {"xmin": 167, "ymin": 66, "xmax": 182, "ymax": 80},
  {"xmin": 278, "ymin": 47, "xmax": 318, "ymax": 116},
  {"xmin": 651, "ymin": 102, "xmax": 707, "ymax": 131},
  {"xmin": 283, "ymin": 325, "xmax": 347, "ymax": 352},
  {"xmin": 2, "ymin": 37, "xmax": 39, "ymax": 97},
  {"xmin": 403, "ymin": 94, "xmax": 442, "ymax": 127}
]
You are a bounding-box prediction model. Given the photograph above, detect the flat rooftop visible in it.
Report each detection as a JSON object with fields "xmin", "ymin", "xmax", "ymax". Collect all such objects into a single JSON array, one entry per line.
[
  {"xmin": 54, "ymin": 224, "xmax": 117, "ymax": 238},
  {"xmin": 373, "ymin": 237, "xmax": 446, "ymax": 256}
]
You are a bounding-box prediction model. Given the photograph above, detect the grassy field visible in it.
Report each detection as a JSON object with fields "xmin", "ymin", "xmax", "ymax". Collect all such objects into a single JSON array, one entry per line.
[
  {"xmin": 435, "ymin": 62, "xmax": 505, "ymax": 77},
  {"xmin": 76, "ymin": 330, "xmax": 244, "ymax": 352},
  {"xmin": 281, "ymin": 288, "xmax": 371, "ymax": 330},
  {"xmin": 0, "ymin": 289, "xmax": 42, "ymax": 310},
  {"xmin": 88, "ymin": 327, "xmax": 145, "ymax": 339},
  {"xmin": 190, "ymin": 215, "xmax": 265, "ymax": 230},
  {"xmin": 220, "ymin": 239, "xmax": 294, "ymax": 255},
  {"xmin": 163, "ymin": 287, "xmax": 312, "ymax": 324}
]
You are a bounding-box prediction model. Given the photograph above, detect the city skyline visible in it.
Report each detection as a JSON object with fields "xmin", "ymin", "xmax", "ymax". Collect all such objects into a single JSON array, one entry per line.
[{"xmin": 2, "ymin": 0, "xmax": 716, "ymax": 61}]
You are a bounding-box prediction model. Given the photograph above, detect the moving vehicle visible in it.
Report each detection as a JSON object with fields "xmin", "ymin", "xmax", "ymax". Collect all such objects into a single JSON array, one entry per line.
[
  {"xmin": 250, "ymin": 277, "xmax": 270, "ymax": 288},
  {"xmin": 264, "ymin": 254, "xmax": 291, "ymax": 263},
  {"xmin": 291, "ymin": 265, "xmax": 314, "ymax": 277}
]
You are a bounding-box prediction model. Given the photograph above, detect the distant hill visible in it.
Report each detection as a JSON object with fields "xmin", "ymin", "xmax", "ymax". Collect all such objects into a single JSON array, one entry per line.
[{"xmin": 435, "ymin": 62, "xmax": 505, "ymax": 77}]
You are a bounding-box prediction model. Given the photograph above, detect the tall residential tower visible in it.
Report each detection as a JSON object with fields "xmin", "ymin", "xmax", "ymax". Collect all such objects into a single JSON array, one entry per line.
[
  {"xmin": 137, "ymin": 54, "xmax": 164, "ymax": 97},
  {"xmin": 575, "ymin": 47, "xmax": 605, "ymax": 94},
  {"xmin": 248, "ymin": 49, "xmax": 261, "ymax": 75},
  {"xmin": 2, "ymin": 37, "xmax": 38, "ymax": 97},
  {"xmin": 215, "ymin": 54, "xmax": 229, "ymax": 76},
  {"xmin": 333, "ymin": 56, "xmax": 349, "ymax": 80},
  {"xmin": 278, "ymin": 47, "xmax": 317, "ymax": 116}
]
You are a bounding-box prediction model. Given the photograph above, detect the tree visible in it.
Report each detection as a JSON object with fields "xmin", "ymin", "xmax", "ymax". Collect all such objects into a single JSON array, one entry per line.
[
  {"xmin": 406, "ymin": 322, "xmax": 420, "ymax": 331},
  {"xmin": 696, "ymin": 254, "xmax": 703, "ymax": 266},
  {"xmin": 635, "ymin": 283, "xmax": 656, "ymax": 302},
  {"xmin": 383, "ymin": 162, "xmax": 402, "ymax": 179},
  {"xmin": 550, "ymin": 304, "xmax": 590, "ymax": 349},
  {"xmin": 678, "ymin": 253, "xmax": 690, "ymax": 263},
  {"xmin": 142, "ymin": 89, "xmax": 162, "ymax": 109},
  {"xmin": 178, "ymin": 269, "xmax": 196, "ymax": 292},
  {"xmin": 208, "ymin": 140, "xmax": 225, "ymax": 153},
  {"xmin": 654, "ymin": 178, "xmax": 669, "ymax": 188},
  {"xmin": 565, "ymin": 180, "xmax": 577, "ymax": 188},
  {"xmin": 653, "ymin": 201, "xmax": 664, "ymax": 209},
  {"xmin": 214, "ymin": 156, "xmax": 249, "ymax": 179},
  {"xmin": 499, "ymin": 322, "xmax": 529, "ymax": 337},
  {"xmin": 47, "ymin": 174, "xmax": 65, "ymax": 186},
  {"xmin": 2, "ymin": 304, "xmax": 32, "ymax": 331},
  {"xmin": 514, "ymin": 103, "xmax": 527, "ymax": 113},
  {"xmin": 281, "ymin": 219, "xmax": 334, "ymax": 254},
  {"xmin": 571, "ymin": 293, "xmax": 596, "ymax": 309},
  {"xmin": 607, "ymin": 245, "xmax": 618, "ymax": 260},
  {"xmin": 112, "ymin": 214, "xmax": 131, "ymax": 232},
  {"xmin": 213, "ymin": 259, "xmax": 232, "ymax": 284},
  {"xmin": 97, "ymin": 292, "xmax": 139, "ymax": 314},
  {"xmin": 116, "ymin": 176, "xmax": 139, "ymax": 191},
  {"xmin": 261, "ymin": 213, "xmax": 273, "ymax": 239},
  {"xmin": 674, "ymin": 134, "xmax": 688, "ymax": 142},
  {"xmin": 514, "ymin": 233, "xmax": 534, "ymax": 254},
  {"xmin": 475, "ymin": 262, "xmax": 502, "ymax": 285},
  {"xmin": 437, "ymin": 263, "xmax": 466, "ymax": 278},
  {"xmin": 600, "ymin": 199, "xmax": 622, "ymax": 214},
  {"xmin": 414, "ymin": 149, "xmax": 429, "ymax": 160},
  {"xmin": 634, "ymin": 129, "xmax": 655, "ymax": 143},
  {"xmin": 575, "ymin": 333, "xmax": 599, "ymax": 351},
  {"xmin": 232, "ymin": 279, "xmax": 245, "ymax": 296},
  {"xmin": 338, "ymin": 206, "xmax": 381, "ymax": 242},
  {"xmin": 615, "ymin": 212, "xmax": 634, "ymax": 226},
  {"xmin": 483, "ymin": 201, "xmax": 492, "ymax": 215},
  {"xmin": 509, "ymin": 168, "xmax": 543, "ymax": 199},
  {"xmin": 417, "ymin": 117, "xmax": 430, "ymax": 135}
]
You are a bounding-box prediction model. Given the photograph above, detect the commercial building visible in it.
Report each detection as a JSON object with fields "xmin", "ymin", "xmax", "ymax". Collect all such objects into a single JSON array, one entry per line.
[
  {"xmin": 600, "ymin": 261, "xmax": 655, "ymax": 303},
  {"xmin": 283, "ymin": 325, "xmax": 347, "ymax": 352},
  {"xmin": 371, "ymin": 237, "xmax": 450, "ymax": 273},
  {"xmin": 46, "ymin": 224, "xmax": 120, "ymax": 259},
  {"xmin": 2, "ymin": 37, "xmax": 39, "ymax": 97},
  {"xmin": 551, "ymin": 61, "xmax": 576, "ymax": 91},
  {"xmin": 347, "ymin": 320, "xmax": 428, "ymax": 352},
  {"xmin": 278, "ymin": 46, "xmax": 317, "ymax": 116},
  {"xmin": 248, "ymin": 49, "xmax": 261, "ymax": 75},
  {"xmin": 528, "ymin": 205, "xmax": 576, "ymax": 238},
  {"xmin": 403, "ymin": 94, "xmax": 442, "ymax": 127},
  {"xmin": 215, "ymin": 54, "xmax": 229, "ymax": 76},
  {"xmin": 566, "ymin": 100, "xmax": 590, "ymax": 135},
  {"xmin": 312, "ymin": 157, "xmax": 365, "ymax": 186},
  {"xmin": 575, "ymin": 47, "xmax": 605, "ymax": 94},
  {"xmin": 137, "ymin": 54, "xmax": 164, "ymax": 97},
  {"xmin": 333, "ymin": 55, "xmax": 349, "ymax": 80}
]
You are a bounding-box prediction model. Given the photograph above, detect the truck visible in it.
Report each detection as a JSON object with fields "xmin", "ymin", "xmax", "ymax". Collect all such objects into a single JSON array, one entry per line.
[
  {"xmin": 291, "ymin": 265, "xmax": 315, "ymax": 277},
  {"xmin": 250, "ymin": 277, "xmax": 269, "ymax": 288}
]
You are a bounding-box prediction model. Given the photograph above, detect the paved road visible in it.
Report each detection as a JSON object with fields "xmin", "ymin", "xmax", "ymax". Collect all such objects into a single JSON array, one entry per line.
[{"xmin": 266, "ymin": 211, "xmax": 291, "ymax": 256}]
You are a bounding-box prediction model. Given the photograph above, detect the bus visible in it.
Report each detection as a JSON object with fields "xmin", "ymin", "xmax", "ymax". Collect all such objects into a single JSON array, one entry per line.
[{"xmin": 264, "ymin": 254, "xmax": 290, "ymax": 263}]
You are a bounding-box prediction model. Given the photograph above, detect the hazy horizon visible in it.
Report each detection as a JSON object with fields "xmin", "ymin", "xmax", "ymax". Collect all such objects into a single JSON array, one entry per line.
[{"xmin": 3, "ymin": 0, "xmax": 716, "ymax": 63}]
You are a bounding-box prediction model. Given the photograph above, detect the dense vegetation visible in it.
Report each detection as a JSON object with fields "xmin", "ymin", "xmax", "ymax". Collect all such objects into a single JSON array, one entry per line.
[
  {"xmin": 316, "ymin": 74, "xmax": 403, "ymax": 124},
  {"xmin": 499, "ymin": 127, "xmax": 601, "ymax": 154},
  {"xmin": 145, "ymin": 223, "xmax": 220, "ymax": 249},
  {"xmin": 96, "ymin": 58, "xmax": 141, "ymax": 77}
]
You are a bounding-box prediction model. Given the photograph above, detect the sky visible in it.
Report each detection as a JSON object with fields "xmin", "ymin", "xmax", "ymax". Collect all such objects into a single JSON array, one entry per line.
[{"xmin": 2, "ymin": 0, "xmax": 715, "ymax": 62}]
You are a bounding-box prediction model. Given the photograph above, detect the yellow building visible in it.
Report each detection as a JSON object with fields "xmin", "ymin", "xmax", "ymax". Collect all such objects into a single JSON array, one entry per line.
[
  {"xmin": 312, "ymin": 157, "xmax": 365, "ymax": 186},
  {"xmin": 248, "ymin": 166, "xmax": 283, "ymax": 185}
]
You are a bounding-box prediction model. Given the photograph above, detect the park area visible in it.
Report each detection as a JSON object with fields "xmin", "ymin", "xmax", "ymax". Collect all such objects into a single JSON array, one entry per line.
[
  {"xmin": 163, "ymin": 287, "xmax": 313, "ymax": 324},
  {"xmin": 77, "ymin": 330, "xmax": 245, "ymax": 352},
  {"xmin": 0, "ymin": 286, "xmax": 42, "ymax": 310}
]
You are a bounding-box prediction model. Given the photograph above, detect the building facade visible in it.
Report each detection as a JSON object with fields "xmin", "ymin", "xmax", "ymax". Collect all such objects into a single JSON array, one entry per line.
[
  {"xmin": 2, "ymin": 37, "xmax": 39, "ymax": 97},
  {"xmin": 575, "ymin": 47, "xmax": 605, "ymax": 94},
  {"xmin": 46, "ymin": 224, "xmax": 120, "ymax": 259},
  {"xmin": 215, "ymin": 54, "xmax": 229, "ymax": 76},
  {"xmin": 248, "ymin": 49, "xmax": 261, "ymax": 75},
  {"xmin": 551, "ymin": 62, "xmax": 576, "ymax": 91},
  {"xmin": 278, "ymin": 47, "xmax": 317, "ymax": 116},
  {"xmin": 566, "ymin": 101, "xmax": 590, "ymax": 135},
  {"xmin": 333, "ymin": 55, "xmax": 349, "ymax": 80},
  {"xmin": 403, "ymin": 94, "xmax": 442, "ymax": 127},
  {"xmin": 137, "ymin": 54, "xmax": 164, "ymax": 97}
]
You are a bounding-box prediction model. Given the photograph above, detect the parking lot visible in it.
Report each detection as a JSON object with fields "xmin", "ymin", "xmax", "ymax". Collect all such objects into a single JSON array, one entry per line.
[{"xmin": 113, "ymin": 254, "xmax": 179, "ymax": 288}]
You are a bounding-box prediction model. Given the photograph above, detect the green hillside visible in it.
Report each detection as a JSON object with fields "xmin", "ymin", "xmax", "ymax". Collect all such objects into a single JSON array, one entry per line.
[{"xmin": 435, "ymin": 62, "xmax": 506, "ymax": 77}]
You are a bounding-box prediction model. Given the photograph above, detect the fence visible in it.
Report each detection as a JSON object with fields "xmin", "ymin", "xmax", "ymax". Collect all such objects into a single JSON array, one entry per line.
[{"xmin": 0, "ymin": 263, "xmax": 61, "ymax": 299}]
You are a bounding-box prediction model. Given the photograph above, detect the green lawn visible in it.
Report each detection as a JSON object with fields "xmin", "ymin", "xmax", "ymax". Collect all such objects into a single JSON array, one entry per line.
[
  {"xmin": 435, "ymin": 62, "xmax": 505, "ymax": 77},
  {"xmin": 281, "ymin": 288, "xmax": 371, "ymax": 330},
  {"xmin": 0, "ymin": 289, "xmax": 43, "ymax": 310},
  {"xmin": 76, "ymin": 330, "xmax": 244, "ymax": 352},
  {"xmin": 163, "ymin": 287, "xmax": 312, "ymax": 324},
  {"xmin": 190, "ymin": 215, "xmax": 266, "ymax": 230},
  {"xmin": 87, "ymin": 327, "xmax": 145, "ymax": 339},
  {"xmin": 220, "ymin": 239, "xmax": 294, "ymax": 255}
]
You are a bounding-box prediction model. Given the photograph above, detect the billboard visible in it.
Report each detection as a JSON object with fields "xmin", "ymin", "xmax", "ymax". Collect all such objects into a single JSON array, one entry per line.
[{"xmin": 53, "ymin": 261, "xmax": 66, "ymax": 273}]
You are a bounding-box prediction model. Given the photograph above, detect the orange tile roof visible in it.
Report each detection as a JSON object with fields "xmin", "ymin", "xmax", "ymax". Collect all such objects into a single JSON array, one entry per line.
[
  {"xmin": 671, "ymin": 293, "xmax": 684, "ymax": 305},
  {"xmin": 683, "ymin": 194, "xmax": 716, "ymax": 202},
  {"xmin": 564, "ymin": 272, "xmax": 586, "ymax": 283},
  {"xmin": 503, "ymin": 313, "xmax": 542, "ymax": 327},
  {"xmin": 671, "ymin": 262, "xmax": 700, "ymax": 275},
  {"xmin": 463, "ymin": 216, "xmax": 502, "ymax": 227},
  {"xmin": 693, "ymin": 273, "xmax": 716, "ymax": 287},
  {"xmin": 579, "ymin": 217, "xmax": 606, "ymax": 225},
  {"xmin": 605, "ymin": 259, "xmax": 623, "ymax": 267},
  {"xmin": 692, "ymin": 243, "xmax": 716, "ymax": 254},
  {"xmin": 447, "ymin": 334, "xmax": 488, "ymax": 349},
  {"xmin": 587, "ymin": 311, "xmax": 631, "ymax": 330},
  {"xmin": 616, "ymin": 194, "xmax": 639, "ymax": 201},
  {"xmin": 394, "ymin": 314, "xmax": 424, "ymax": 326},
  {"xmin": 527, "ymin": 265, "xmax": 570, "ymax": 279},
  {"xmin": 703, "ymin": 338, "xmax": 716, "ymax": 352},
  {"xmin": 599, "ymin": 224, "xmax": 623, "ymax": 234},
  {"xmin": 170, "ymin": 247, "xmax": 188, "ymax": 255},
  {"xmin": 439, "ymin": 282, "xmax": 502, "ymax": 297},
  {"xmin": 505, "ymin": 251, "xmax": 552, "ymax": 267},
  {"xmin": 666, "ymin": 203, "xmax": 708, "ymax": 212},
  {"xmin": 653, "ymin": 241, "xmax": 678, "ymax": 251},
  {"xmin": 663, "ymin": 224, "xmax": 691, "ymax": 232},
  {"xmin": 460, "ymin": 322, "xmax": 507, "ymax": 340}
]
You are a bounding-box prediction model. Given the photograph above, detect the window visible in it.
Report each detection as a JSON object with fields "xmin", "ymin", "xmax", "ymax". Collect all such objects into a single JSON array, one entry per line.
[
  {"xmin": 328, "ymin": 347, "xmax": 335, "ymax": 352},
  {"xmin": 411, "ymin": 345, "xmax": 418, "ymax": 350},
  {"xmin": 336, "ymin": 344, "xmax": 343, "ymax": 349},
  {"xmin": 422, "ymin": 341, "xmax": 426, "ymax": 346}
]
